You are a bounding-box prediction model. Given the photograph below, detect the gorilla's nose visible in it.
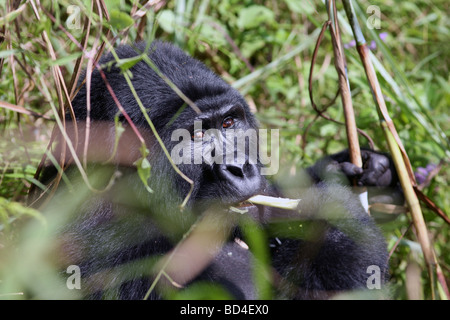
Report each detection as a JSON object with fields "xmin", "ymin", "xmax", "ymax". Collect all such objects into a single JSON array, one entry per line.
[
  {"xmin": 215, "ymin": 161, "xmax": 263, "ymax": 201},
  {"xmin": 224, "ymin": 163, "xmax": 245, "ymax": 178},
  {"xmin": 219, "ymin": 161, "xmax": 258, "ymax": 179}
]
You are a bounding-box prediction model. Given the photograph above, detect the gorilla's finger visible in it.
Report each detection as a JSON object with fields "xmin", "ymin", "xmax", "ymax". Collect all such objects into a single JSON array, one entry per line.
[
  {"xmin": 359, "ymin": 172, "xmax": 379, "ymax": 186},
  {"xmin": 339, "ymin": 162, "xmax": 363, "ymax": 177}
]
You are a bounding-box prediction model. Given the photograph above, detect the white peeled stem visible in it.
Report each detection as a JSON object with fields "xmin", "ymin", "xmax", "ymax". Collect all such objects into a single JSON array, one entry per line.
[
  {"xmin": 248, "ymin": 195, "xmax": 301, "ymax": 210},
  {"xmin": 358, "ymin": 190, "xmax": 369, "ymax": 213}
]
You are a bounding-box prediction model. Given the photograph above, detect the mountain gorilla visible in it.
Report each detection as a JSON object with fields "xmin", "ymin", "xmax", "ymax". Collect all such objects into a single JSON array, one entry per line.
[{"xmin": 35, "ymin": 41, "xmax": 400, "ymax": 299}]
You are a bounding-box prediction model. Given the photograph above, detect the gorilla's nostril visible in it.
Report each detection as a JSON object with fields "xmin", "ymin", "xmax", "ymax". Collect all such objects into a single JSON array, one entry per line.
[{"xmin": 226, "ymin": 164, "xmax": 244, "ymax": 177}]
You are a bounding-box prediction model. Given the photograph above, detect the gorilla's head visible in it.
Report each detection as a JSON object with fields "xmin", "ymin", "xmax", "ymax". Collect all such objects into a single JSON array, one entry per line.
[{"xmin": 70, "ymin": 41, "xmax": 267, "ymax": 211}]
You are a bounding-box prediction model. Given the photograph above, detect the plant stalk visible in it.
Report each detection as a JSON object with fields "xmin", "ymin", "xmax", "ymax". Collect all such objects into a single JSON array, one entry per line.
[
  {"xmin": 326, "ymin": 0, "xmax": 369, "ymax": 212},
  {"xmin": 327, "ymin": 0, "xmax": 362, "ymax": 169}
]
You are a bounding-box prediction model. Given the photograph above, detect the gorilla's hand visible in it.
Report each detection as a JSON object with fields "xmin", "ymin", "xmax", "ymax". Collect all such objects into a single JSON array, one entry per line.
[
  {"xmin": 307, "ymin": 148, "xmax": 404, "ymax": 206},
  {"xmin": 333, "ymin": 149, "xmax": 397, "ymax": 187},
  {"xmin": 307, "ymin": 148, "xmax": 397, "ymax": 187}
]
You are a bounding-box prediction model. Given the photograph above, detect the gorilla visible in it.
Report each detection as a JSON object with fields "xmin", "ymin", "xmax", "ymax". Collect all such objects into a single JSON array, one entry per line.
[{"xmin": 34, "ymin": 40, "xmax": 401, "ymax": 300}]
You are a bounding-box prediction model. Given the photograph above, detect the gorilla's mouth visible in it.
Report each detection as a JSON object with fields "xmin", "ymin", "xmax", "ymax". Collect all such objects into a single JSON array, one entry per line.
[
  {"xmin": 236, "ymin": 200, "xmax": 258, "ymax": 212},
  {"xmin": 229, "ymin": 200, "xmax": 260, "ymax": 217},
  {"xmin": 238, "ymin": 201, "xmax": 256, "ymax": 208}
]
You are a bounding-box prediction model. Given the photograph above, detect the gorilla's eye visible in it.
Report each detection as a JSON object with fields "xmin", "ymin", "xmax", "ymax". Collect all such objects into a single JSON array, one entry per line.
[
  {"xmin": 192, "ymin": 130, "xmax": 204, "ymax": 140},
  {"xmin": 222, "ymin": 117, "xmax": 234, "ymax": 128}
]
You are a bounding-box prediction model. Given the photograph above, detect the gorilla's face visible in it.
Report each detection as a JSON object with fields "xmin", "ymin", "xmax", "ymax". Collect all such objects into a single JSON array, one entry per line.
[{"xmin": 163, "ymin": 100, "xmax": 266, "ymax": 208}]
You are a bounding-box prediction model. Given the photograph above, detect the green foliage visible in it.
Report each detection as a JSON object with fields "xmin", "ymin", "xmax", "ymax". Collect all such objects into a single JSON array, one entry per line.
[
  {"xmin": 0, "ymin": 0, "xmax": 448, "ymax": 300},
  {"xmin": 109, "ymin": 10, "xmax": 134, "ymax": 30},
  {"xmin": 134, "ymin": 144, "xmax": 153, "ymax": 194},
  {"xmin": 0, "ymin": 197, "xmax": 46, "ymax": 232}
]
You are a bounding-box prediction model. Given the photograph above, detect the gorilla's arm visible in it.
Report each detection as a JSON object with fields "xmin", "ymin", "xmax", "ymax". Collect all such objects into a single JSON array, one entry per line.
[
  {"xmin": 264, "ymin": 148, "xmax": 398, "ymax": 298},
  {"xmin": 267, "ymin": 183, "xmax": 389, "ymax": 299}
]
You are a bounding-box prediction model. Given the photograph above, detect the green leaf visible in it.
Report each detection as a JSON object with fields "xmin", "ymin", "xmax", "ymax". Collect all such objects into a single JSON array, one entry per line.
[
  {"xmin": 49, "ymin": 52, "xmax": 83, "ymax": 66},
  {"xmin": 0, "ymin": 197, "xmax": 47, "ymax": 232},
  {"xmin": 158, "ymin": 10, "xmax": 176, "ymax": 34},
  {"xmin": 0, "ymin": 3, "xmax": 26, "ymax": 27},
  {"xmin": 284, "ymin": 0, "xmax": 315, "ymax": 14},
  {"xmin": 241, "ymin": 39, "xmax": 266, "ymax": 58},
  {"xmin": 197, "ymin": 18, "xmax": 228, "ymax": 47},
  {"xmin": 320, "ymin": 123, "xmax": 337, "ymax": 137},
  {"xmin": 115, "ymin": 55, "xmax": 144, "ymax": 72},
  {"xmin": 237, "ymin": 5, "xmax": 275, "ymax": 30},
  {"xmin": 134, "ymin": 144, "xmax": 153, "ymax": 193},
  {"xmin": 109, "ymin": 9, "xmax": 134, "ymax": 30},
  {"xmin": 0, "ymin": 49, "xmax": 17, "ymax": 59}
]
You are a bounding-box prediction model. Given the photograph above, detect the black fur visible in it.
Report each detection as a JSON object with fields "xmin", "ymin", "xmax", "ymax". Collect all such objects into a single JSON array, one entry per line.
[{"xmin": 37, "ymin": 41, "xmax": 393, "ymax": 299}]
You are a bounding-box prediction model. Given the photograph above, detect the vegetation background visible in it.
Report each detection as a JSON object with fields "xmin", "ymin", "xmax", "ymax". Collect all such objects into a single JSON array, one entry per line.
[{"xmin": 0, "ymin": 0, "xmax": 448, "ymax": 299}]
